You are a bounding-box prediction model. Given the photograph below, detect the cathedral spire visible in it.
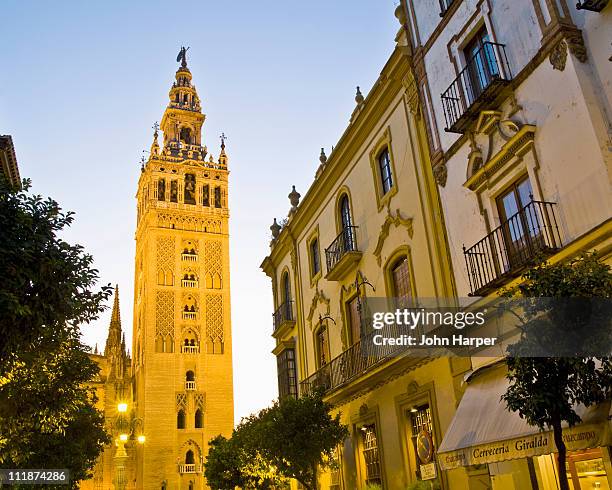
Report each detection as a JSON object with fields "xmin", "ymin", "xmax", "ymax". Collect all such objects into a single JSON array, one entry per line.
[{"xmin": 104, "ymin": 284, "xmax": 122, "ymax": 357}]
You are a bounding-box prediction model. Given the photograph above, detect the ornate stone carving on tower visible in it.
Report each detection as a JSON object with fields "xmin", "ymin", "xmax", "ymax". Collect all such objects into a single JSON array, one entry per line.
[{"xmin": 131, "ymin": 49, "xmax": 234, "ymax": 489}]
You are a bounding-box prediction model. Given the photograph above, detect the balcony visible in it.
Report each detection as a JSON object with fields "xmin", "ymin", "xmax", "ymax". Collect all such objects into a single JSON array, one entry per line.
[
  {"xmin": 181, "ymin": 252, "xmax": 198, "ymax": 262},
  {"xmin": 273, "ymin": 301, "xmax": 295, "ymax": 335},
  {"xmin": 441, "ymin": 42, "xmax": 512, "ymax": 133},
  {"xmin": 181, "ymin": 344, "xmax": 199, "ymax": 354},
  {"xmin": 178, "ymin": 464, "xmax": 200, "ymax": 474},
  {"xmin": 576, "ymin": 0, "xmax": 609, "ymax": 11},
  {"xmin": 181, "ymin": 279, "xmax": 198, "ymax": 288},
  {"xmin": 325, "ymin": 226, "xmax": 362, "ymax": 281},
  {"xmin": 463, "ymin": 199, "xmax": 561, "ymax": 296},
  {"xmin": 182, "ymin": 311, "xmax": 197, "ymax": 320},
  {"xmin": 300, "ymin": 322, "xmax": 406, "ymax": 396},
  {"xmin": 185, "ymin": 381, "xmax": 196, "ymax": 390}
]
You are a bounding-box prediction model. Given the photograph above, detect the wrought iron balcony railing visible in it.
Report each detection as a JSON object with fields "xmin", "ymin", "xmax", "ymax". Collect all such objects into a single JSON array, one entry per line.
[
  {"xmin": 300, "ymin": 322, "xmax": 405, "ymax": 396},
  {"xmin": 463, "ymin": 199, "xmax": 561, "ymax": 296},
  {"xmin": 576, "ymin": 0, "xmax": 609, "ymax": 11},
  {"xmin": 325, "ymin": 226, "xmax": 361, "ymax": 280},
  {"xmin": 273, "ymin": 300, "xmax": 294, "ymax": 333},
  {"xmin": 441, "ymin": 42, "xmax": 512, "ymax": 133}
]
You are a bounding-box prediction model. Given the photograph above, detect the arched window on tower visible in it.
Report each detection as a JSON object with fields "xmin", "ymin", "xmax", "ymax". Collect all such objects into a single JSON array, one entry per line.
[
  {"xmin": 180, "ymin": 127, "xmax": 192, "ymax": 145},
  {"xmin": 185, "ymin": 450, "xmax": 195, "ymax": 465},
  {"xmin": 177, "ymin": 410, "xmax": 185, "ymax": 429},
  {"xmin": 195, "ymin": 409, "xmax": 203, "ymax": 428},
  {"xmin": 214, "ymin": 186, "xmax": 222, "ymax": 208},
  {"xmin": 158, "ymin": 179, "xmax": 165, "ymax": 201}
]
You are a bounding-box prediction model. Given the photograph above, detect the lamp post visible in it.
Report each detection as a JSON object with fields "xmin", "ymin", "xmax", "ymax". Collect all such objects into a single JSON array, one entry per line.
[{"xmin": 114, "ymin": 402, "xmax": 145, "ymax": 490}]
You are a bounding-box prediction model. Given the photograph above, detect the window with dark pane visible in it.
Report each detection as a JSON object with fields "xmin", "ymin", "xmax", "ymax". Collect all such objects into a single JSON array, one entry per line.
[
  {"xmin": 347, "ymin": 296, "xmax": 361, "ymax": 345},
  {"xmin": 378, "ymin": 148, "xmax": 393, "ymax": 195},
  {"xmin": 362, "ymin": 424, "xmax": 382, "ymax": 486},
  {"xmin": 391, "ymin": 256, "xmax": 412, "ymax": 309},
  {"xmin": 310, "ymin": 238, "xmax": 320, "ymax": 277},
  {"xmin": 316, "ymin": 325, "xmax": 330, "ymax": 368},
  {"xmin": 214, "ymin": 186, "xmax": 221, "ymax": 208},
  {"xmin": 158, "ymin": 179, "xmax": 165, "ymax": 201},
  {"xmin": 202, "ymin": 184, "xmax": 209, "ymax": 206},
  {"xmin": 277, "ymin": 348, "xmax": 297, "ymax": 398}
]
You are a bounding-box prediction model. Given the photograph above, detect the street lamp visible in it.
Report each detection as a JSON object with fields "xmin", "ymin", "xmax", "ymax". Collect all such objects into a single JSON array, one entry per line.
[
  {"xmin": 117, "ymin": 402, "xmax": 128, "ymax": 413},
  {"xmin": 137, "ymin": 435, "xmax": 146, "ymax": 444},
  {"xmin": 119, "ymin": 433, "xmax": 128, "ymax": 442}
]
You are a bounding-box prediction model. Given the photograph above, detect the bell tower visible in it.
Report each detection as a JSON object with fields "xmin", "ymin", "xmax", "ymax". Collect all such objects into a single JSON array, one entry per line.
[{"xmin": 132, "ymin": 48, "xmax": 234, "ymax": 489}]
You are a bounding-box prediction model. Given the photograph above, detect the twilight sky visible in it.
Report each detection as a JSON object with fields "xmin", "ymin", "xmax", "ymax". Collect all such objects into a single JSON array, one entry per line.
[{"xmin": 0, "ymin": 0, "xmax": 400, "ymax": 422}]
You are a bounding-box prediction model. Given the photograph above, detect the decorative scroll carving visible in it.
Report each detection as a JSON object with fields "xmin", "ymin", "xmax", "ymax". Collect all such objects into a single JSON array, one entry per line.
[
  {"xmin": 306, "ymin": 287, "xmax": 331, "ymax": 330},
  {"xmin": 433, "ymin": 163, "xmax": 448, "ymax": 187},
  {"xmin": 157, "ymin": 213, "xmax": 222, "ymax": 234},
  {"xmin": 373, "ymin": 208, "xmax": 414, "ymax": 266},
  {"xmin": 550, "ymin": 40, "xmax": 568, "ymax": 71}
]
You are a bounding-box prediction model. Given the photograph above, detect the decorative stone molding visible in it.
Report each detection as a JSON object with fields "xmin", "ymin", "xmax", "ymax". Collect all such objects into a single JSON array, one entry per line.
[
  {"xmin": 306, "ymin": 287, "xmax": 330, "ymax": 330},
  {"xmin": 433, "ymin": 162, "xmax": 448, "ymax": 187},
  {"xmin": 549, "ymin": 40, "xmax": 568, "ymax": 71},
  {"xmin": 373, "ymin": 207, "xmax": 414, "ymax": 266}
]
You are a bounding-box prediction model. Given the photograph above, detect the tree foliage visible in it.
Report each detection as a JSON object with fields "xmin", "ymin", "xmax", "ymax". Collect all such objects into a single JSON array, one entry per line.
[
  {"xmin": 0, "ymin": 177, "xmax": 111, "ymax": 486},
  {"xmin": 0, "ymin": 178, "xmax": 110, "ymax": 363},
  {"xmin": 501, "ymin": 253, "xmax": 612, "ymax": 490},
  {"xmin": 205, "ymin": 390, "xmax": 348, "ymax": 490}
]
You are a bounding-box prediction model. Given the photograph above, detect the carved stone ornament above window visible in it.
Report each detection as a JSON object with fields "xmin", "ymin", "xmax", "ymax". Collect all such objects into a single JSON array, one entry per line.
[
  {"xmin": 306, "ymin": 287, "xmax": 331, "ymax": 331},
  {"xmin": 373, "ymin": 207, "xmax": 414, "ymax": 266},
  {"xmin": 464, "ymin": 110, "xmax": 536, "ymax": 192}
]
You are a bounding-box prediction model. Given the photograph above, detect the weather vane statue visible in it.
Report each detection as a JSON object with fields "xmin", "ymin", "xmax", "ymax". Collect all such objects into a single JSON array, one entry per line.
[{"xmin": 176, "ymin": 46, "xmax": 190, "ymax": 68}]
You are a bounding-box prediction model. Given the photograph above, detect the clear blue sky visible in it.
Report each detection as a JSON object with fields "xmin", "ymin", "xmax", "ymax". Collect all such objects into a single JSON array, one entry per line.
[{"xmin": 0, "ymin": 0, "xmax": 400, "ymax": 422}]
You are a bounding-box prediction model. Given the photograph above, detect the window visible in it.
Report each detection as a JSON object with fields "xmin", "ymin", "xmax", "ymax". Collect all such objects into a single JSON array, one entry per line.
[
  {"xmin": 158, "ymin": 179, "xmax": 165, "ymax": 201},
  {"xmin": 195, "ymin": 409, "xmax": 203, "ymax": 428},
  {"xmin": 347, "ymin": 296, "xmax": 361, "ymax": 345},
  {"xmin": 391, "ymin": 256, "xmax": 412, "ymax": 309},
  {"xmin": 180, "ymin": 127, "xmax": 192, "ymax": 144},
  {"xmin": 310, "ymin": 238, "xmax": 320, "ymax": 277},
  {"xmin": 185, "ymin": 450, "xmax": 195, "ymax": 465},
  {"xmin": 464, "ymin": 27, "xmax": 498, "ymax": 100},
  {"xmin": 361, "ymin": 425, "xmax": 382, "ymax": 486},
  {"xmin": 496, "ymin": 177, "xmax": 538, "ymax": 267},
  {"xmin": 339, "ymin": 194, "xmax": 355, "ymax": 252},
  {"xmin": 202, "ymin": 185, "xmax": 210, "ymax": 206},
  {"xmin": 170, "ymin": 180, "xmax": 178, "ymax": 203},
  {"xmin": 281, "ymin": 271, "xmax": 291, "ymax": 307},
  {"xmin": 330, "ymin": 446, "xmax": 342, "ymax": 490},
  {"xmin": 277, "ymin": 348, "xmax": 298, "ymax": 398},
  {"xmin": 339, "ymin": 195, "xmax": 352, "ymax": 230},
  {"xmin": 378, "ymin": 148, "xmax": 393, "ymax": 195},
  {"xmin": 184, "ymin": 174, "xmax": 196, "ymax": 205},
  {"xmin": 315, "ymin": 325, "xmax": 330, "ymax": 368},
  {"xmin": 177, "ymin": 410, "xmax": 185, "ymax": 429},
  {"xmin": 409, "ymin": 405, "xmax": 435, "ymax": 480},
  {"xmin": 214, "ymin": 186, "xmax": 222, "ymax": 208}
]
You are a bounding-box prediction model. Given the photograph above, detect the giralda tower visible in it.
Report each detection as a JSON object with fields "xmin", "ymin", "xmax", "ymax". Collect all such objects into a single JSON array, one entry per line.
[{"xmin": 132, "ymin": 49, "xmax": 234, "ymax": 489}]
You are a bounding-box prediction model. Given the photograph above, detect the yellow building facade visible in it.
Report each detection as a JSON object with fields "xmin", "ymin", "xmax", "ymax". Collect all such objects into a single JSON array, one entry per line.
[
  {"xmin": 261, "ymin": 18, "xmax": 470, "ymax": 490},
  {"xmin": 85, "ymin": 52, "xmax": 234, "ymax": 490}
]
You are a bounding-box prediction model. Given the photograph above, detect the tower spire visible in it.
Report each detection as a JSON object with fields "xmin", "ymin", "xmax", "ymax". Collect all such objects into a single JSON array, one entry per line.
[{"xmin": 104, "ymin": 284, "xmax": 122, "ymax": 357}]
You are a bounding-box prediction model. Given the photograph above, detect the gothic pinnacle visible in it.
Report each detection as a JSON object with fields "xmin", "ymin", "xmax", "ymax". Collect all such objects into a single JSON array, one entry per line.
[{"xmin": 355, "ymin": 86, "xmax": 365, "ymax": 105}]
